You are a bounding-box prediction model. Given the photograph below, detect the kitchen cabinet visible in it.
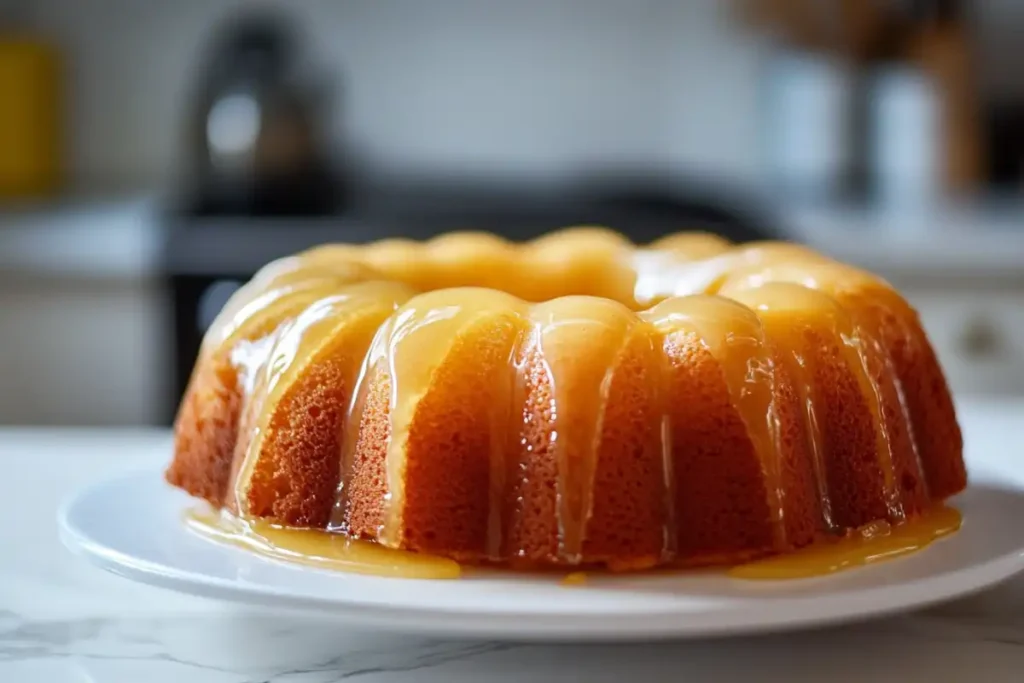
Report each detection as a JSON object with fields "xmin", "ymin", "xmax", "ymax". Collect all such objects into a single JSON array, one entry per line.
[
  {"xmin": 0, "ymin": 273, "xmax": 171, "ymax": 426},
  {"xmin": 899, "ymin": 282, "xmax": 1024, "ymax": 398}
]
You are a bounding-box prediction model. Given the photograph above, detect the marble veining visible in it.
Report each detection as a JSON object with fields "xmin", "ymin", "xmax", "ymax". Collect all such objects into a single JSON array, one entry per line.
[
  {"xmin": 0, "ymin": 607, "xmax": 522, "ymax": 681},
  {"xmin": 3, "ymin": 606, "xmax": 1024, "ymax": 682},
  {"xmin": 3, "ymin": 402, "xmax": 1024, "ymax": 681}
]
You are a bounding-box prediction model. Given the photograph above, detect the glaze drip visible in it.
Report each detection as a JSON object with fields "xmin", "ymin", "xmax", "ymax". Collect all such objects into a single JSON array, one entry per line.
[
  {"xmin": 171, "ymin": 228, "xmax": 965, "ymax": 574},
  {"xmin": 232, "ymin": 282, "xmax": 415, "ymax": 520},
  {"xmin": 643, "ymin": 295, "xmax": 787, "ymax": 547},
  {"xmin": 529, "ymin": 297, "xmax": 639, "ymax": 562},
  {"xmin": 185, "ymin": 506, "xmax": 461, "ymax": 579},
  {"xmin": 373, "ymin": 288, "xmax": 528, "ymax": 547},
  {"xmin": 730, "ymin": 504, "xmax": 961, "ymax": 580},
  {"xmin": 725, "ymin": 282, "xmax": 908, "ymax": 529},
  {"xmin": 657, "ymin": 374, "xmax": 677, "ymax": 560}
]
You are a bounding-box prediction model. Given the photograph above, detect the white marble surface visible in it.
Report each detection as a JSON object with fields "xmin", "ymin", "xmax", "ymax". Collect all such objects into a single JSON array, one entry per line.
[{"xmin": 3, "ymin": 399, "xmax": 1024, "ymax": 682}]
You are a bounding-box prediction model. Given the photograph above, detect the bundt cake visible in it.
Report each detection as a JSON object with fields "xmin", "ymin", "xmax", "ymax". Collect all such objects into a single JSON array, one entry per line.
[{"xmin": 166, "ymin": 227, "xmax": 967, "ymax": 571}]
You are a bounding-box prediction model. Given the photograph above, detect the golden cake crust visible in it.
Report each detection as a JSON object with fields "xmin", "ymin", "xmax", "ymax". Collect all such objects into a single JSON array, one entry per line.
[{"xmin": 166, "ymin": 229, "xmax": 967, "ymax": 570}]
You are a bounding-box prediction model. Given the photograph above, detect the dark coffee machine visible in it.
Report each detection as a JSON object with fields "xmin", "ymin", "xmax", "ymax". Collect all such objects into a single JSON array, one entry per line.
[{"xmin": 181, "ymin": 9, "xmax": 343, "ymax": 216}]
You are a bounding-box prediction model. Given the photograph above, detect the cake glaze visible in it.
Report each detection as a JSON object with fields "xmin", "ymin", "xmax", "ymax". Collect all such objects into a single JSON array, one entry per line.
[{"xmin": 166, "ymin": 228, "xmax": 966, "ymax": 571}]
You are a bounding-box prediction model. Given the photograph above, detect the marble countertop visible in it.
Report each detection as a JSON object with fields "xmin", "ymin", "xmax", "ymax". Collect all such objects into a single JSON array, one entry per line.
[{"xmin": 3, "ymin": 398, "xmax": 1024, "ymax": 681}]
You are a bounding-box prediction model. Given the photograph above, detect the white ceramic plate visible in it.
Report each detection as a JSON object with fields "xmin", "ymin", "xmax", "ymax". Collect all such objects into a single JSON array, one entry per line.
[{"xmin": 59, "ymin": 468, "xmax": 1024, "ymax": 642}]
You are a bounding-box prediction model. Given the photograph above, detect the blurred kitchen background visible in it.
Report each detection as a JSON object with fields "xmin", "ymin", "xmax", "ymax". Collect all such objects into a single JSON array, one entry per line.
[{"xmin": 1, "ymin": 0, "xmax": 1023, "ymax": 427}]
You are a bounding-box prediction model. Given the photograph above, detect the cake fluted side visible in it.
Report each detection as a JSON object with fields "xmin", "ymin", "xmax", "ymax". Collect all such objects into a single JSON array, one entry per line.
[{"xmin": 166, "ymin": 228, "xmax": 967, "ymax": 570}]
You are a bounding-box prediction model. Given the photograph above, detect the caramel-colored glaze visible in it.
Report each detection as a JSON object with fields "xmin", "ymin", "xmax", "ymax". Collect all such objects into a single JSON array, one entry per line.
[
  {"xmin": 358, "ymin": 239, "xmax": 434, "ymax": 291},
  {"xmin": 185, "ymin": 502, "xmax": 959, "ymax": 582},
  {"xmin": 562, "ymin": 571, "xmax": 589, "ymax": 586},
  {"xmin": 724, "ymin": 283, "xmax": 907, "ymax": 529},
  {"xmin": 166, "ymin": 271, "xmax": 371, "ymax": 509},
  {"xmin": 369, "ymin": 288, "xmax": 528, "ymax": 548},
  {"xmin": 729, "ymin": 504, "xmax": 961, "ymax": 580},
  {"xmin": 631, "ymin": 242, "xmax": 826, "ymax": 307},
  {"xmin": 632, "ymin": 233, "xmax": 736, "ymax": 305},
  {"xmin": 631, "ymin": 251, "xmax": 731, "ymax": 306},
  {"xmin": 528, "ymin": 296, "xmax": 641, "ymax": 562},
  {"xmin": 714, "ymin": 253, "xmax": 885, "ymax": 302},
  {"xmin": 720, "ymin": 265, "xmax": 940, "ymax": 513},
  {"xmin": 525, "ymin": 227, "xmax": 637, "ymax": 304},
  {"xmin": 206, "ymin": 256, "xmax": 378, "ymax": 352},
  {"xmin": 423, "ymin": 232, "xmax": 517, "ymax": 293},
  {"xmin": 211, "ymin": 278, "xmax": 379, "ymax": 404},
  {"xmin": 232, "ymin": 282, "xmax": 416, "ymax": 525},
  {"xmin": 840, "ymin": 287, "xmax": 964, "ymax": 502},
  {"xmin": 642, "ymin": 295, "xmax": 785, "ymax": 545},
  {"xmin": 168, "ymin": 227, "xmax": 966, "ymax": 575},
  {"xmin": 185, "ymin": 506, "xmax": 461, "ymax": 579},
  {"xmin": 647, "ymin": 232, "xmax": 733, "ymax": 258}
]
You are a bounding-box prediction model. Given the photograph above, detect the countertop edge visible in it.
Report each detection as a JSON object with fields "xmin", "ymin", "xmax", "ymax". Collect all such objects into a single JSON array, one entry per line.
[{"xmin": 3, "ymin": 198, "xmax": 1024, "ymax": 282}]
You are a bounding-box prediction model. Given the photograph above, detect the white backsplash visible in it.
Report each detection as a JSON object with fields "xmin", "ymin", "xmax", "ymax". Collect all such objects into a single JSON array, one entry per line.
[
  {"xmin": 25, "ymin": 0, "xmax": 766, "ymax": 186},
  {"xmin": 21, "ymin": 0, "xmax": 1024, "ymax": 190}
]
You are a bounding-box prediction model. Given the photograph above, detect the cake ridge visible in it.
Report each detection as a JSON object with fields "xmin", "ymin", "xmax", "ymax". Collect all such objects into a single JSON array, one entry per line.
[
  {"xmin": 721, "ymin": 270, "xmax": 939, "ymax": 515},
  {"xmin": 485, "ymin": 326, "xmax": 519, "ymax": 560},
  {"xmin": 748, "ymin": 283, "xmax": 900, "ymax": 520},
  {"xmin": 879, "ymin": 329, "xmax": 929, "ymax": 502},
  {"xmin": 375, "ymin": 288, "xmax": 528, "ymax": 548},
  {"xmin": 526, "ymin": 296, "xmax": 640, "ymax": 562},
  {"xmin": 231, "ymin": 281, "xmax": 415, "ymax": 525},
  {"xmin": 166, "ymin": 228, "xmax": 968, "ymax": 571},
  {"xmin": 330, "ymin": 320, "xmax": 377, "ymax": 531},
  {"xmin": 725, "ymin": 281, "xmax": 928, "ymax": 529},
  {"xmin": 657, "ymin": 391, "xmax": 677, "ymax": 561},
  {"xmin": 843, "ymin": 310, "xmax": 907, "ymax": 522},
  {"xmin": 643, "ymin": 295, "xmax": 789, "ymax": 549}
]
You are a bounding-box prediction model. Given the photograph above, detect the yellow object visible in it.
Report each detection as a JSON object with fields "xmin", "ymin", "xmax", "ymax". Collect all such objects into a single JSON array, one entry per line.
[
  {"xmin": 0, "ymin": 36, "xmax": 63, "ymax": 201},
  {"xmin": 184, "ymin": 506, "xmax": 462, "ymax": 579},
  {"xmin": 729, "ymin": 504, "xmax": 962, "ymax": 580},
  {"xmin": 184, "ymin": 499, "xmax": 961, "ymax": 582}
]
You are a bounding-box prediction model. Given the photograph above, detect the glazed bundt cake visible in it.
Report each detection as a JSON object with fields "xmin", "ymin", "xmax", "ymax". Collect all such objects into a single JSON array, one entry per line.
[{"xmin": 166, "ymin": 228, "xmax": 966, "ymax": 571}]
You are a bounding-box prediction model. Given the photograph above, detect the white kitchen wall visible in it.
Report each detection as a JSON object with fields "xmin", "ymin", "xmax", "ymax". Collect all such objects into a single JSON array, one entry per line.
[
  {"xmin": 25, "ymin": 0, "xmax": 767, "ymax": 187},
  {"xmin": 0, "ymin": 274, "xmax": 170, "ymax": 426},
  {"xmin": 21, "ymin": 0, "xmax": 1024, "ymax": 191}
]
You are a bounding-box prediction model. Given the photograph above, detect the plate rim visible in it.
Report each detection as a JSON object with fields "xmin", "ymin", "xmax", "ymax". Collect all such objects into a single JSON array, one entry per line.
[{"xmin": 57, "ymin": 468, "xmax": 1024, "ymax": 642}]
